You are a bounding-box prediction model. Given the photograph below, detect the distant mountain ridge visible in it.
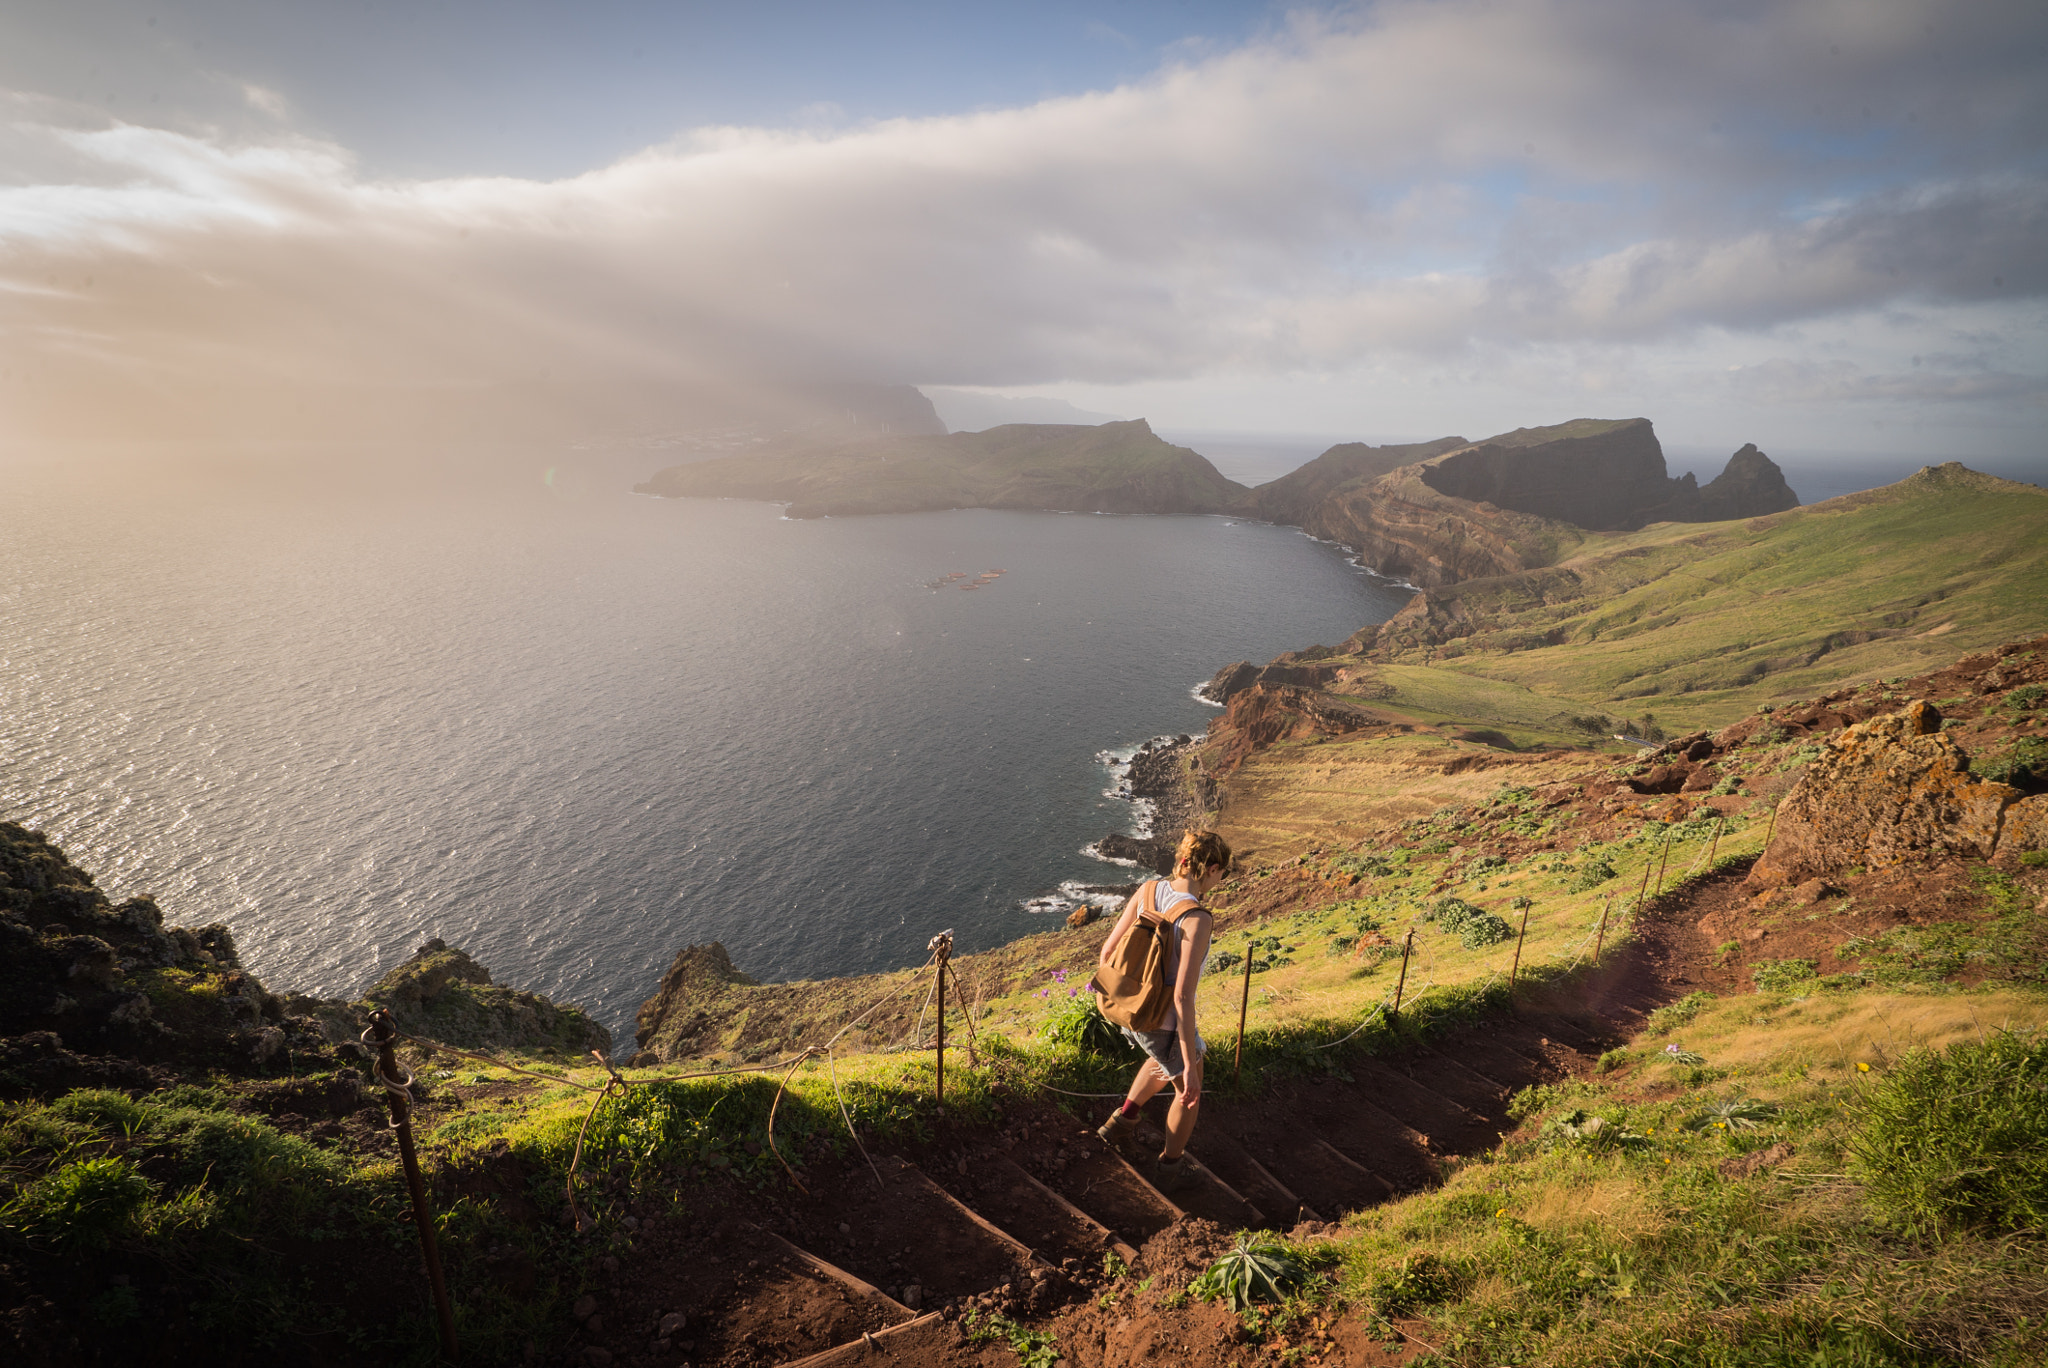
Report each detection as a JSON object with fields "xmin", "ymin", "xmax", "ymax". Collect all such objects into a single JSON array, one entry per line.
[
  {"xmin": 635, "ymin": 417, "xmax": 1246, "ymax": 518},
  {"xmin": 634, "ymin": 397, "xmax": 1800, "ymax": 584}
]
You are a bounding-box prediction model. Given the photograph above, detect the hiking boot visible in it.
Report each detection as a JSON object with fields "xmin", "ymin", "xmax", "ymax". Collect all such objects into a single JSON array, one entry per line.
[
  {"xmin": 1095, "ymin": 1110, "xmax": 1140, "ymax": 1154},
  {"xmin": 1149, "ymin": 1155, "xmax": 1197, "ymax": 1195}
]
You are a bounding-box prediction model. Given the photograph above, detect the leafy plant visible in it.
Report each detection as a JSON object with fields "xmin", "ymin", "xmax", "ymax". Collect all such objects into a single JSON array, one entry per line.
[
  {"xmin": 1686, "ymin": 1096, "xmax": 1781, "ymax": 1132},
  {"xmin": 959, "ymin": 1308, "xmax": 1059, "ymax": 1368},
  {"xmin": 1646, "ymin": 991, "xmax": 1714, "ymax": 1035},
  {"xmin": 1974, "ymin": 737, "xmax": 2048, "ymax": 791},
  {"xmin": 1429, "ymin": 897, "xmax": 1481, "ymax": 932},
  {"xmin": 1189, "ymin": 1235, "xmax": 1308, "ymax": 1311},
  {"xmin": 1039, "ymin": 996, "xmax": 1133, "ymax": 1057},
  {"xmin": 1750, "ymin": 958, "xmax": 1820, "ymax": 994},
  {"xmin": 1568, "ymin": 857, "xmax": 1618, "ymax": 892},
  {"xmin": 3, "ymin": 1156, "xmax": 153, "ymax": 1250},
  {"xmin": 1368, "ymin": 1251, "xmax": 1462, "ymax": 1316},
  {"xmin": 1458, "ymin": 912, "xmax": 1513, "ymax": 948},
  {"xmin": 1540, "ymin": 1109, "xmax": 1649, "ymax": 1151},
  {"xmin": 1847, "ymin": 1028, "xmax": 2048, "ymax": 1236}
]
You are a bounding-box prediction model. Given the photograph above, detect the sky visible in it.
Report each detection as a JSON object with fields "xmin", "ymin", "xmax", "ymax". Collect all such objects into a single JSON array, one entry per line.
[{"xmin": 2, "ymin": 0, "xmax": 2045, "ymax": 461}]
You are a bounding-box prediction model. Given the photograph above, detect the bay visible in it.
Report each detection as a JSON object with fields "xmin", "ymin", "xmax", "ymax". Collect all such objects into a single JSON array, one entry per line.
[{"xmin": 0, "ymin": 447, "xmax": 1409, "ymax": 1035}]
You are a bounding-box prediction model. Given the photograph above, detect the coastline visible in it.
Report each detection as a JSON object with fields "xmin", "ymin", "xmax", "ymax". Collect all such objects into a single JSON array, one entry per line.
[{"xmin": 1085, "ymin": 732, "xmax": 1209, "ymax": 875}]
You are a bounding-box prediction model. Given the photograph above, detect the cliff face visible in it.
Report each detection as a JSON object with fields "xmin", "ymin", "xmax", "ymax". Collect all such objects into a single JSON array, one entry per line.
[
  {"xmin": 1304, "ymin": 467, "xmax": 1590, "ymax": 587},
  {"xmin": 1236, "ymin": 436, "xmax": 1466, "ymax": 526},
  {"xmin": 1294, "ymin": 420, "xmax": 1800, "ymax": 588},
  {"xmin": 0, "ymin": 822, "xmax": 349, "ymax": 1092},
  {"xmin": 1688, "ymin": 443, "xmax": 1801, "ymax": 521},
  {"xmin": 1415, "ymin": 419, "xmax": 1799, "ymax": 533}
]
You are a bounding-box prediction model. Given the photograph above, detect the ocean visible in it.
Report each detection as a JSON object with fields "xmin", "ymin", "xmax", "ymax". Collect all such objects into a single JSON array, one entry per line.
[{"xmin": 0, "ymin": 446, "xmax": 1408, "ymax": 1036}]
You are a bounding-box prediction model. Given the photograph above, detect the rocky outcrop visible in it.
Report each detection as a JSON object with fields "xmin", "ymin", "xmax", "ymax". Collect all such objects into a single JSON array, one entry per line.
[
  {"xmin": 1206, "ymin": 684, "xmax": 1406, "ymax": 773},
  {"xmin": 1235, "ymin": 436, "xmax": 1466, "ymax": 526},
  {"xmin": 341, "ymin": 938, "xmax": 612, "ymax": 1058},
  {"xmin": 1200, "ymin": 652, "xmax": 1349, "ymax": 705},
  {"xmin": 1415, "ymin": 420, "xmax": 1799, "ymax": 532},
  {"xmin": 1751, "ymin": 701, "xmax": 2048, "ymax": 887},
  {"xmin": 1305, "ymin": 466, "xmax": 1589, "ymax": 588},
  {"xmin": 635, "ymin": 942, "xmax": 762, "ymax": 1060},
  {"xmin": 1298, "ymin": 421, "xmax": 1798, "ymax": 589},
  {"xmin": 0, "ymin": 822, "xmax": 348, "ymax": 1092},
  {"xmin": 1686, "ymin": 443, "xmax": 1800, "ymax": 522}
]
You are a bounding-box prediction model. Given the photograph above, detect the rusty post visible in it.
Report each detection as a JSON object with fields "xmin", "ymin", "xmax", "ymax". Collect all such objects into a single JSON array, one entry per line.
[
  {"xmin": 1654, "ymin": 832, "xmax": 1673, "ymax": 897},
  {"xmin": 368, "ymin": 1009, "xmax": 459, "ymax": 1364},
  {"xmin": 1706, "ymin": 818, "xmax": 1723, "ymax": 869},
  {"xmin": 1509, "ymin": 901, "xmax": 1531, "ymax": 990},
  {"xmin": 1634, "ymin": 853, "xmax": 1652, "ymax": 910},
  {"xmin": 1763, "ymin": 802, "xmax": 1778, "ymax": 853},
  {"xmin": 1594, "ymin": 892, "xmax": 1614, "ymax": 961},
  {"xmin": 1390, "ymin": 929, "xmax": 1414, "ymax": 1021},
  {"xmin": 934, "ymin": 946, "xmax": 948, "ymax": 1108},
  {"xmin": 1234, "ymin": 929, "xmax": 1255, "ymax": 1083}
]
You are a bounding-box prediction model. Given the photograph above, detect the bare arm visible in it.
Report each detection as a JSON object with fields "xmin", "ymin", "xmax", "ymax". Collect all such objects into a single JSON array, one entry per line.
[{"xmin": 1174, "ymin": 911, "xmax": 1212, "ymax": 1100}]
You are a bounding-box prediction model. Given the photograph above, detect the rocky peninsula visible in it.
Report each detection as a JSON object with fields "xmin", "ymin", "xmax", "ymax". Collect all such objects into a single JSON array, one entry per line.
[{"xmin": 635, "ymin": 418, "xmax": 1247, "ymax": 518}]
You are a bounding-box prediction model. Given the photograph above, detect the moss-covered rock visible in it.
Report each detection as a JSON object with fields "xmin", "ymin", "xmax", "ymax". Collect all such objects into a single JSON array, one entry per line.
[{"xmin": 344, "ymin": 938, "xmax": 612, "ymax": 1059}]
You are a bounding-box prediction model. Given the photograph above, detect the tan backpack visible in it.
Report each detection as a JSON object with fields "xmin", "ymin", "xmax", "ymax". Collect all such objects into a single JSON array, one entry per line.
[{"xmin": 1094, "ymin": 881, "xmax": 1204, "ymax": 1032}]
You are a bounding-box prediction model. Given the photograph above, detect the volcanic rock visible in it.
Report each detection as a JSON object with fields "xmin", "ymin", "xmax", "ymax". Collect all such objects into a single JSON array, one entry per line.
[{"xmin": 1751, "ymin": 700, "xmax": 2044, "ymax": 886}]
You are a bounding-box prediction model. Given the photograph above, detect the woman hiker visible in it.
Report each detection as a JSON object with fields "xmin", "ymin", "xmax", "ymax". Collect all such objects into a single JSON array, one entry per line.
[{"xmin": 1093, "ymin": 828, "xmax": 1231, "ymax": 1192}]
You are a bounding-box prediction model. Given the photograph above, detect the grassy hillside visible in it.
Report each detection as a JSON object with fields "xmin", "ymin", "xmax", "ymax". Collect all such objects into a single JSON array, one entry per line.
[
  {"xmin": 634, "ymin": 418, "xmax": 1246, "ymax": 518},
  {"xmin": 1362, "ymin": 463, "xmax": 2048, "ymax": 736}
]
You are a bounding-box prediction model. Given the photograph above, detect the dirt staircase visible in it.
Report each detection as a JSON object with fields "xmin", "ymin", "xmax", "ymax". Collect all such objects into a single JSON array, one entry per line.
[
  {"xmin": 567, "ymin": 999, "xmax": 1639, "ymax": 1367},
  {"xmin": 575, "ymin": 872, "xmax": 1720, "ymax": 1368}
]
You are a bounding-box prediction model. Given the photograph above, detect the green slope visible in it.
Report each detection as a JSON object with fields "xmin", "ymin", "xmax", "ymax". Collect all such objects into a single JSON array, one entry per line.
[
  {"xmin": 1361, "ymin": 463, "xmax": 2048, "ymax": 735},
  {"xmin": 634, "ymin": 418, "xmax": 1247, "ymax": 518}
]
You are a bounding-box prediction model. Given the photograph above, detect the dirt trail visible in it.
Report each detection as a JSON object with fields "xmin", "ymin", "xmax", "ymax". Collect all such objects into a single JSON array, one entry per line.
[{"xmin": 553, "ymin": 865, "xmax": 1747, "ymax": 1368}]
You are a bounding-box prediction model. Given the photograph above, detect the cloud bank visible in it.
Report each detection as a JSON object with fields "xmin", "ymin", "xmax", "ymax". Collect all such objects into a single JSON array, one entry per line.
[{"xmin": 2, "ymin": 0, "xmax": 2043, "ymax": 446}]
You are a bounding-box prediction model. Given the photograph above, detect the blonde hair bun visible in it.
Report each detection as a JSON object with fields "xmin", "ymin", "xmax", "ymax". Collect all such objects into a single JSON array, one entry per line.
[{"xmin": 1173, "ymin": 828, "xmax": 1232, "ymax": 878}]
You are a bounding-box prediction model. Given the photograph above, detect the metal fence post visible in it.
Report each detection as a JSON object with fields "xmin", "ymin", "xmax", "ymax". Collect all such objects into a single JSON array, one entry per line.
[{"xmin": 367, "ymin": 1009, "xmax": 459, "ymax": 1364}]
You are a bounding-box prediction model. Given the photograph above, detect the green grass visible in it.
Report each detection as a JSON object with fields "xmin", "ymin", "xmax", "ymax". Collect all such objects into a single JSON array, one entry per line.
[
  {"xmin": 1282, "ymin": 986, "xmax": 2048, "ymax": 1367},
  {"xmin": 1848, "ymin": 1028, "xmax": 2048, "ymax": 1237},
  {"xmin": 1373, "ymin": 465, "xmax": 2048, "ymax": 734}
]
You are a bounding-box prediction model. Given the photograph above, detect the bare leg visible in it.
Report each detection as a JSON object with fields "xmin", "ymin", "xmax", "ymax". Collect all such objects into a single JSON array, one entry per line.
[
  {"xmin": 1124, "ymin": 1059, "xmax": 1171, "ymax": 1110},
  {"xmin": 1161, "ymin": 1057, "xmax": 1202, "ymax": 1158}
]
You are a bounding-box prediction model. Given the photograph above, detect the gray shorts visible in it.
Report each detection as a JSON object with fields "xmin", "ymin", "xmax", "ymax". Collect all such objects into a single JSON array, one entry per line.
[{"xmin": 1120, "ymin": 1024, "xmax": 1206, "ymax": 1081}]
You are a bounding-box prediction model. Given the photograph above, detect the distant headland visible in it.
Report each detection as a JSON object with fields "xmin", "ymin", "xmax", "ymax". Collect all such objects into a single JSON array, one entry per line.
[{"xmin": 635, "ymin": 410, "xmax": 1803, "ymax": 589}]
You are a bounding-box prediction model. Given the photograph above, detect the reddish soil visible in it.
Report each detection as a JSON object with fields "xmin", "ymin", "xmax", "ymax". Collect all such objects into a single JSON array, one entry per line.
[{"xmin": 119, "ymin": 635, "xmax": 2048, "ymax": 1368}]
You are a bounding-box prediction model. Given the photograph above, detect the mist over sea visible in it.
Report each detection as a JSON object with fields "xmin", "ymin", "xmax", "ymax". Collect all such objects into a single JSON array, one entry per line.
[{"xmin": 0, "ymin": 447, "xmax": 1408, "ymax": 1036}]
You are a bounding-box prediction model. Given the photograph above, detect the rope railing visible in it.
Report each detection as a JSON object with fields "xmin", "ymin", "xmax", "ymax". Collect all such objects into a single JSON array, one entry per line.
[{"xmin": 358, "ymin": 824, "xmax": 1756, "ymax": 1345}]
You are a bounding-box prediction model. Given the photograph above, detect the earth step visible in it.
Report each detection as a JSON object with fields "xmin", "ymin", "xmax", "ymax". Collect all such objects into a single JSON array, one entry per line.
[
  {"xmin": 1419, "ymin": 1026, "xmax": 1557, "ymax": 1093},
  {"xmin": 773, "ymin": 1311, "xmax": 945, "ymax": 1368},
  {"xmin": 961, "ymin": 1152, "xmax": 1141, "ymax": 1270},
  {"xmin": 1124, "ymin": 1118, "xmax": 1267, "ymax": 1229},
  {"xmin": 1403, "ymin": 1042, "xmax": 1515, "ymax": 1112},
  {"xmin": 797, "ymin": 1155, "xmax": 1038, "ymax": 1306},
  {"xmin": 628, "ymin": 1220, "xmax": 906, "ymax": 1367},
  {"xmin": 1347, "ymin": 1057, "xmax": 1497, "ymax": 1150},
  {"xmin": 1519, "ymin": 1011, "xmax": 1615, "ymax": 1054},
  {"xmin": 1250, "ymin": 1136, "xmax": 1390, "ymax": 1216},
  {"xmin": 880, "ymin": 1156, "xmax": 1055, "ymax": 1272},
  {"xmin": 1189, "ymin": 1130, "xmax": 1321, "ymax": 1227},
  {"xmin": 746, "ymin": 1223, "xmax": 914, "ymax": 1319},
  {"xmin": 1476, "ymin": 1026, "xmax": 1583, "ymax": 1077},
  {"xmin": 1042, "ymin": 1125, "xmax": 1179, "ymax": 1247}
]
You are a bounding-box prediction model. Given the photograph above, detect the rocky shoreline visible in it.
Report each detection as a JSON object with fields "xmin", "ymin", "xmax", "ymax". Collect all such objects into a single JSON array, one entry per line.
[{"xmin": 1089, "ymin": 732, "xmax": 1212, "ymax": 875}]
